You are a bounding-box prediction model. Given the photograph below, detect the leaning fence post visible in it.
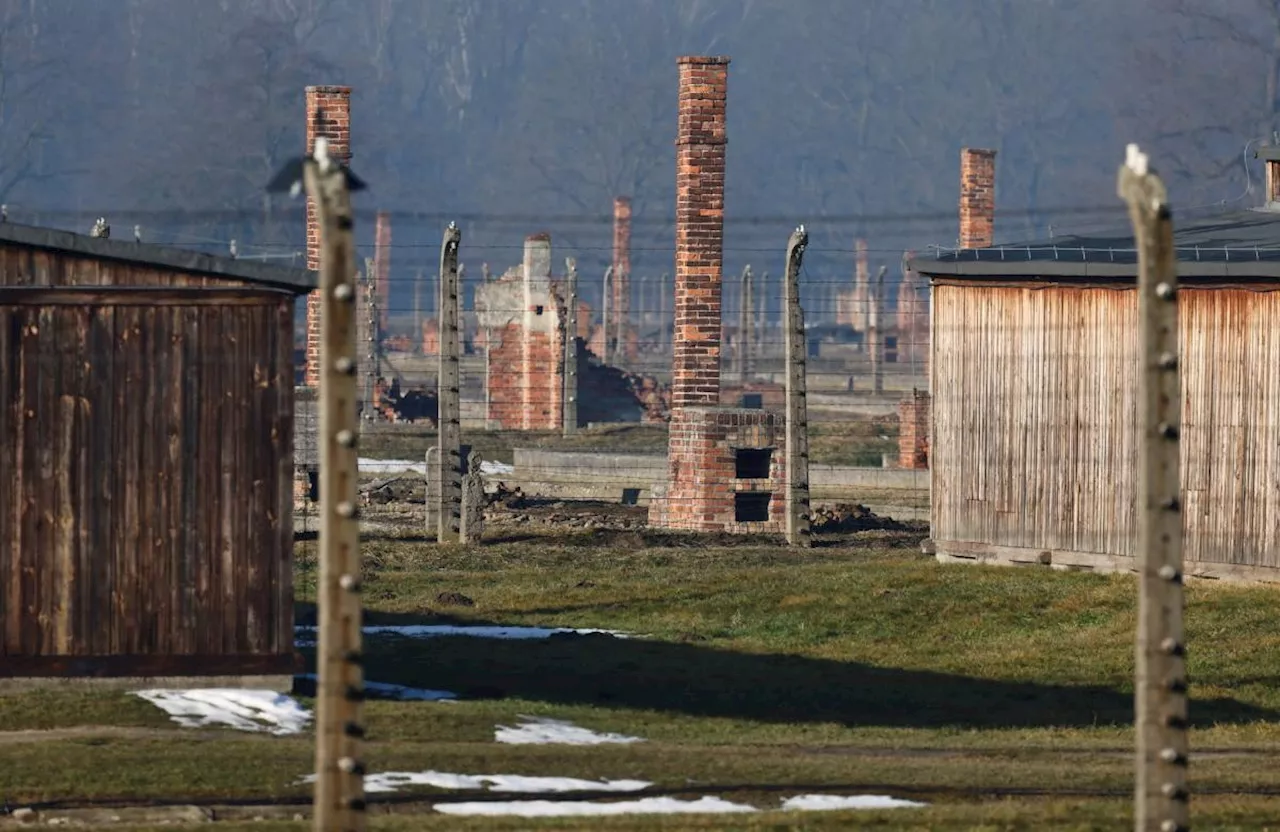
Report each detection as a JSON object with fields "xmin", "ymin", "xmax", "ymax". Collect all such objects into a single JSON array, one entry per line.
[
  {"xmin": 783, "ymin": 226, "xmax": 812, "ymax": 548},
  {"xmin": 437, "ymin": 224, "xmax": 463, "ymax": 543},
  {"xmin": 1118, "ymin": 142, "xmax": 1188, "ymax": 832},
  {"xmin": 563, "ymin": 257, "xmax": 579, "ymax": 436}
]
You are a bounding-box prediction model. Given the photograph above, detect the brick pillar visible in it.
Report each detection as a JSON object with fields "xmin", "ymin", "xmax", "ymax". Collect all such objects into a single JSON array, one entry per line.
[
  {"xmin": 959, "ymin": 147, "xmax": 996, "ymax": 249},
  {"xmin": 612, "ymin": 196, "xmax": 632, "ymax": 359},
  {"xmin": 672, "ymin": 56, "xmax": 729, "ymax": 409},
  {"xmin": 851, "ymin": 238, "xmax": 870, "ymax": 332},
  {"xmin": 303, "ymin": 85, "xmax": 352, "ymax": 388},
  {"xmin": 374, "ymin": 210, "xmax": 391, "ymax": 332},
  {"xmin": 521, "ymin": 233, "xmax": 561, "ymax": 429},
  {"xmin": 898, "ymin": 389, "xmax": 930, "ymax": 469}
]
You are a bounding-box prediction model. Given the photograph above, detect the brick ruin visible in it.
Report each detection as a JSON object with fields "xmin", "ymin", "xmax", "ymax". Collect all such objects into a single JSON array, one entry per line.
[
  {"xmin": 895, "ymin": 146, "xmax": 996, "ymax": 471},
  {"xmin": 303, "ymin": 85, "xmax": 351, "ymax": 389},
  {"xmin": 648, "ymin": 55, "xmax": 787, "ymax": 533},
  {"xmin": 479, "ymin": 233, "xmax": 565, "ymax": 430},
  {"xmin": 477, "ymin": 234, "xmax": 670, "ymax": 431}
]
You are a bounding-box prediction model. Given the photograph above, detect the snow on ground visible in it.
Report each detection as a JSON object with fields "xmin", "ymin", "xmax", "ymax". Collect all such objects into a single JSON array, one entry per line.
[
  {"xmin": 355, "ymin": 458, "xmax": 515, "ymax": 476},
  {"xmin": 431, "ymin": 793, "xmax": 930, "ymax": 817},
  {"xmin": 781, "ymin": 794, "xmax": 929, "ymax": 811},
  {"xmin": 296, "ymin": 771, "xmax": 651, "ymax": 795},
  {"xmin": 294, "ymin": 624, "xmax": 630, "ymax": 648},
  {"xmin": 130, "ymin": 689, "xmax": 311, "ymax": 736},
  {"xmin": 294, "ymin": 674, "xmax": 456, "ymax": 702},
  {"xmin": 433, "ymin": 796, "xmax": 756, "ymax": 817},
  {"xmin": 494, "ymin": 715, "xmax": 644, "ymax": 746}
]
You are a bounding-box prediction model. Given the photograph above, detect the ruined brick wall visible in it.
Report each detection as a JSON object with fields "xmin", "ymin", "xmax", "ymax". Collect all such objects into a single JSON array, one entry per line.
[
  {"xmin": 959, "ymin": 147, "xmax": 997, "ymax": 249},
  {"xmin": 487, "ymin": 322, "xmax": 526, "ymax": 429},
  {"xmin": 303, "ymin": 85, "xmax": 351, "ymax": 388},
  {"xmin": 898, "ymin": 390, "xmax": 931, "ymax": 469},
  {"xmin": 648, "ymin": 407, "xmax": 786, "ymax": 532},
  {"xmin": 478, "ymin": 235, "xmax": 565, "ymax": 431},
  {"xmin": 671, "ymin": 56, "xmax": 729, "ymax": 409},
  {"xmin": 374, "ymin": 211, "xmax": 391, "ymax": 332}
]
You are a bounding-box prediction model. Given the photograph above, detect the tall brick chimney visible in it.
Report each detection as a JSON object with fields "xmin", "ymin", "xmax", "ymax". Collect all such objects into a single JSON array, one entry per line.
[
  {"xmin": 303, "ymin": 85, "xmax": 352, "ymax": 388},
  {"xmin": 958, "ymin": 147, "xmax": 996, "ymax": 249},
  {"xmin": 672, "ymin": 56, "xmax": 729, "ymax": 409},
  {"xmin": 612, "ymin": 196, "xmax": 632, "ymax": 356},
  {"xmin": 374, "ymin": 210, "xmax": 391, "ymax": 331}
]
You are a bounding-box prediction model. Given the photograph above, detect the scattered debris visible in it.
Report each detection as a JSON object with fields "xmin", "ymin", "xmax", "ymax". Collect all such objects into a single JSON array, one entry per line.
[{"xmin": 811, "ymin": 502, "xmax": 909, "ymax": 533}]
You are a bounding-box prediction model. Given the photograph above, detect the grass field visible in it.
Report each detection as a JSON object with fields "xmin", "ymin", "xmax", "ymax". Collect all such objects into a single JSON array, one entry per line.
[{"xmin": 4, "ymin": 523, "xmax": 1280, "ymax": 829}]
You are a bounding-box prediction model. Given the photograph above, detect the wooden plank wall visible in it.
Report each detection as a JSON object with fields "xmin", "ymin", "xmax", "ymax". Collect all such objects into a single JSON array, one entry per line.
[
  {"xmin": 0, "ymin": 244, "xmax": 297, "ymax": 675},
  {"xmin": 933, "ymin": 283, "xmax": 1280, "ymax": 569}
]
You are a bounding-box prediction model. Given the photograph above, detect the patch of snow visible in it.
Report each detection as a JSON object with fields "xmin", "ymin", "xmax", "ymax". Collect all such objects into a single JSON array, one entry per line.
[
  {"xmin": 131, "ymin": 689, "xmax": 311, "ymax": 736},
  {"xmin": 495, "ymin": 715, "xmax": 644, "ymax": 746},
  {"xmin": 296, "ymin": 771, "xmax": 651, "ymax": 795},
  {"xmin": 433, "ymin": 796, "xmax": 757, "ymax": 817},
  {"xmin": 781, "ymin": 794, "xmax": 928, "ymax": 811},
  {"xmin": 294, "ymin": 674, "xmax": 456, "ymax": 702},
  {"xmin": 358, "ymin": 457, "xmax": 426, "ymax": 474},
  {"xmin": 356, "ymin": 458, "xmax": 514, "ymax": 477},
  {"xmin": 294, "ymin": 624, "xmax": 630, "ymax": 648}
]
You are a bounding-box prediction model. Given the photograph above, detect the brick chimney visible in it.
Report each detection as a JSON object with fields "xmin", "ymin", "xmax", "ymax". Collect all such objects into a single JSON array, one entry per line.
[
  {"xmin": 612, "ymin": 197, "xmax": 632, "ymax": 355},
  {"xmin": 303, "ymin": 85, "xmax": 352, "ymax": 388},
  {"xmin": 374, "ymin": 210, "xmax": 391, "ymax": 331},
  {"xmin": 672, "ymin": 56, "xmax": 729, "ymax": 409},
  {"xmin": 958, "ymin": 147, "xmax": 996, "ymax": 249}
]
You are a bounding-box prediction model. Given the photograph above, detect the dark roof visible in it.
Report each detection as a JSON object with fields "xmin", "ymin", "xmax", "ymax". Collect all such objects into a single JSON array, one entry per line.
[
  {"xmin": 908, "ymin": 208, "xmax": 1280, "ymax": 281},
  {"xmin": 0, "ymin": 220, "xmax": 315, "ymax": 292}
]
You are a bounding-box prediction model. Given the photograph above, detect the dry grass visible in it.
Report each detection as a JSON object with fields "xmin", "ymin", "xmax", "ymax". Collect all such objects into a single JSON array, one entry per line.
[{"xmin": 4, "ymin": 530, "xmax": 1280, "ymax": 829}]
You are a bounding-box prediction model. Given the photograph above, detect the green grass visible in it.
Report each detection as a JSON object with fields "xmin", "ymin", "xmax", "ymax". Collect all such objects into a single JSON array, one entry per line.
[{"xmin": 4, "ymin": 531, "xmax": 1280, "ymax": 829}]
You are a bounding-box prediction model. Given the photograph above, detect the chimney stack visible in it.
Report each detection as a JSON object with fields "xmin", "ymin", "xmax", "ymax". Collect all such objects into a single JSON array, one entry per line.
[
  {"xmin": 672, "ymin": 56, "xmax": 730, "ymax": 409},
  {"xmin": 374, "ymin": 211, "xmax": 391, "ymax": 331},
  {"xmin": 612, "ymin": 196, "xmax": 632, "ymax": 356},
  {"xmin": 303, "ymin": 85, "xmax": 352, "ymax": 388},
  {"xmin": 958, "ymin": 147, "xmax": 997, "ymax": 249}
]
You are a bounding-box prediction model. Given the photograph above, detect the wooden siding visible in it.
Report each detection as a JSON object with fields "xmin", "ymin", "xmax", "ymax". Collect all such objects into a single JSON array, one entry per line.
[
  {"xmin": 0, "ymin": 283, "xmax": 298, "ymax": 676},
  {"xmin": 933, "ymin": 283, "xmax": 1280, "ymax": 570}
]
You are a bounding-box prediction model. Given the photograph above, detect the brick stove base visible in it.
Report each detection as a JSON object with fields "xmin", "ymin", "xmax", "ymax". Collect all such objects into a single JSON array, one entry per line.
[{"xmin": 648, "ymin": 406, "xmax": 786, "ymax": 533}]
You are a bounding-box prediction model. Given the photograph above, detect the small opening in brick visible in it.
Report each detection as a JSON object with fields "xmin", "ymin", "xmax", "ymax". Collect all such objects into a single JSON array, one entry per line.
[
  {"xmin": 535, "ymin": 305, "xmax": 544, "ymax": 315},
  {"xmin": 735, "ymin": 492, "xmax": 771, "ymax": 522},
  {"xmin": 741, "ymin": 393, "xmax": 763, "ymax": 409},
  {"xmin": 734, "ymin": 448, "xmax": 773, "ymax": 479}
]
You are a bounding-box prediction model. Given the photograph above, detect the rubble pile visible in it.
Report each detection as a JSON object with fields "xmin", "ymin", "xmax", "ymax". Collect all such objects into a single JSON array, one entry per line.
[{"xmin": 810, "ymin": 502, "xmax": 910, "ymax": 533}]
